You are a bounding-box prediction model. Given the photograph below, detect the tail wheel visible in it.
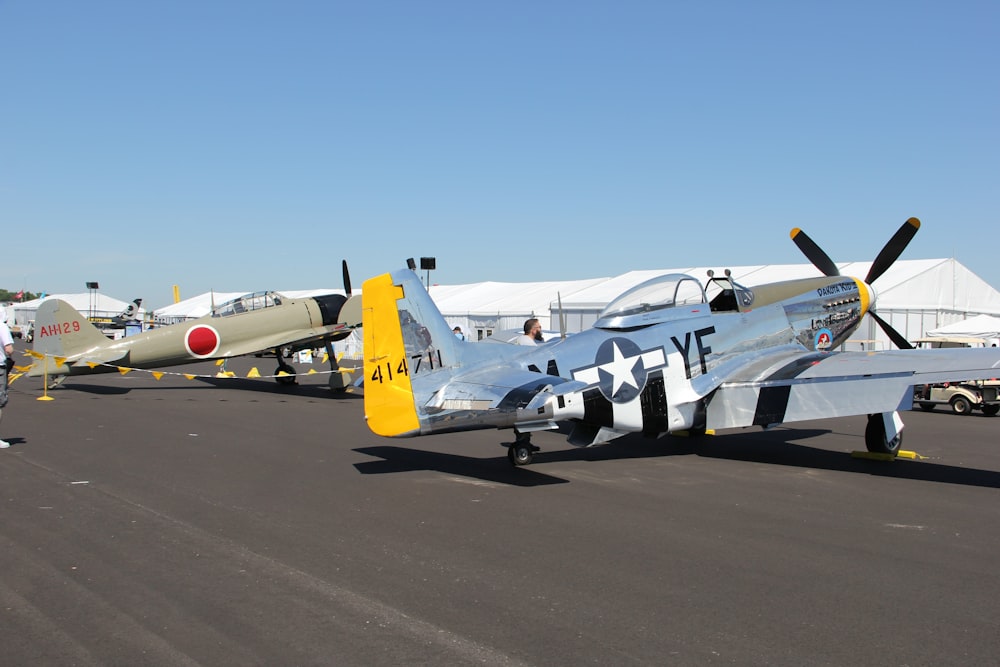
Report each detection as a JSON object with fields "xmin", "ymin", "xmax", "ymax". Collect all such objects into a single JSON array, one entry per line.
[
  {"xmin": 950, "ymin": 396, "xmax": 971, "ymax": 415},
  {"xmin": 865, "ymin": 415, "xmax": 902, "ymax": 456}
]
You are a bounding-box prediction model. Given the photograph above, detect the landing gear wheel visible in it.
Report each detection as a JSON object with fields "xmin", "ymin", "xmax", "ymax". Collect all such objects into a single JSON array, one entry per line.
[
  {"xmin": 508, "ymin": 444, "xmax": 534, "ymax": 467},
  {"xmin": 982, "ymin": 404, "xmax": 1000, "ymax": 417},
  {"xmin": 918, "ymin": 402, "xmax": 935, "ymax": 412},
  {"xmin": 273, "ymin": 347, "xmax": 298, "ymax": 385},
  {"xmin": 950, "ymin": 396, "xmax": 971, "ymax": 415},
  {"xmin": 865, "ymin": 415, "xmax": 902, "ymax": 456}
]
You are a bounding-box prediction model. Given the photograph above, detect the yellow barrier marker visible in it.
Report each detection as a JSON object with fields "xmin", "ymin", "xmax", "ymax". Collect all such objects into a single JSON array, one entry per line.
[
  {"xmin": 152, "ymin": 372, "xmax": 165, "ymax": 381},
  {"xmin": 247, "ymin": 367, "xmax": 261, "ymax": 378}
]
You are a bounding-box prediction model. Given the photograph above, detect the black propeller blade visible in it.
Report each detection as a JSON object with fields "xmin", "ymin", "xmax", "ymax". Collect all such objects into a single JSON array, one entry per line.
[
  {"xmin": 342, "ymin": 260, "xmax": 352, "ymax": 298},
  {"xmin": 790, "ymin": 217, "xmax": 922, "ymax": 350},
  {"xmin": 790, "ymin": 227, "xmax": 840, "ymax": 277},
  {"xmin": 865, "ymin": 217, "xmax": 920, "ymax": 284},
  {"xmin": 869, "ymin": 310, "xmax": 914, "ymax": 350}
]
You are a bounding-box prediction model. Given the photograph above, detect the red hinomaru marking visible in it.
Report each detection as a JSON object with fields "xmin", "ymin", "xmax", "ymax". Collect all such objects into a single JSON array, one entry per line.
[{"xmin": 185, "ymin": 325, "xmax": 221, "ymax": 358}]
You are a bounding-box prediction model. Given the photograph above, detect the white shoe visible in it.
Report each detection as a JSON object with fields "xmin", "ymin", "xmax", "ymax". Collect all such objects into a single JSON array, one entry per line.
[{"xmin": 0, "ymin": 440, "xmax": 9, "ymax": 449}]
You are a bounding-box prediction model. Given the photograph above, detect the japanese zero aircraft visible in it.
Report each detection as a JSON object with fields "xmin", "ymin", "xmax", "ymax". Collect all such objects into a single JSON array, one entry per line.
[
  {"xmin": 362, "ymin": 218, "xmax": 1000, "ymax": 466},
  {"xmin": 29, "ymin": 263, "xmax": 362, "ymax": 389}
]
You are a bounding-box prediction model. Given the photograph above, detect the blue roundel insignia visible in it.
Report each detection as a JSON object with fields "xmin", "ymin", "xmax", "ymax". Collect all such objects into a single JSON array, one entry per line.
[
  {"xmin": 815, "ymin": 327, "xmax": 833, "ymax": 350},
  {"xmin": 594, "ymin": 337, "xmax": 648, "ymax": 403}
]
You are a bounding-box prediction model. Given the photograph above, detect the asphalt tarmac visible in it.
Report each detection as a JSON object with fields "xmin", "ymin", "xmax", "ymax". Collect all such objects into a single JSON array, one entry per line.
[{"xmin": 2, "ymin": 344, "xmax": 1000, "ymax": 666}]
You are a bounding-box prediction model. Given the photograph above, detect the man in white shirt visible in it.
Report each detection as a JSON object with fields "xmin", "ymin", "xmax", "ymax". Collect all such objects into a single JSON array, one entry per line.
[
  {"xmin": 0, "ymin": 311, "xmax": 14, "ymax": 448},
  {"xmin": 515, "ymin": 318, "xmax": 544, "ymax": 346}
]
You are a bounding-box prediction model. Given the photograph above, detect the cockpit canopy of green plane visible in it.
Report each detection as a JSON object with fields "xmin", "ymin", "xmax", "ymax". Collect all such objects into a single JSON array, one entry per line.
[{"xmin": 212, "ymin": 291, "xmax": 285, "ymax": 317}]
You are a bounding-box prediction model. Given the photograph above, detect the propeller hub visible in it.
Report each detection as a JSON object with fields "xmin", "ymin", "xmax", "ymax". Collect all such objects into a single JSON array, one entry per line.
[{"xmin": 863, "ymin": 280, "xmax": 877, "ymax": 314}]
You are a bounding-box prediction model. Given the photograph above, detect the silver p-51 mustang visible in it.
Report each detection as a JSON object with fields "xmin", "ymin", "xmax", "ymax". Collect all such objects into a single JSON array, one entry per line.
[{"xmin": 362, "ymin": 219, "xmax": 1000, "ymax": 466}]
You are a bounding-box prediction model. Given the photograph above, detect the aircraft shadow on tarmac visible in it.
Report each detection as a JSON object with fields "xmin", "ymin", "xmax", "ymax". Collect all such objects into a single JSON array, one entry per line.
[
  {"xmin": 354, "ymin": 446, "xmax": 571, "ymax": 487},
  {"xmin": 355, "ymin": 427, "xmax": 1000, "ymax": 490},
  {"xmin": 34, "ymin": 378, "xmax": 362, "ymax": 400}
]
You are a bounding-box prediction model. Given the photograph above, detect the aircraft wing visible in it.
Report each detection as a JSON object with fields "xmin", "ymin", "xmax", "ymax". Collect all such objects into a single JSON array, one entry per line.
[
  {"xmin": 221, "ymin": 326, "xmax": 354, "ymax": 358},
  {"xmin": 705, "ymin": 347, "xmax": 1000, "ymax": 430}
]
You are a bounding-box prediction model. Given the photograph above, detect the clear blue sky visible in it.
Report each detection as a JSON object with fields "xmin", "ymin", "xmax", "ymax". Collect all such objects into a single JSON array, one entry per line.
[{"xmin": 2, "ymin": 1, "xmax": 997, "ymax": 309}]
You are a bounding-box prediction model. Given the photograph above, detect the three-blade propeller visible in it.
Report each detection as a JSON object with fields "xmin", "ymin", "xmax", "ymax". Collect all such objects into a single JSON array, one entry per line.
[{"xmin": 790, "ymin": 218, "xmax": 921, "ymax": 349}]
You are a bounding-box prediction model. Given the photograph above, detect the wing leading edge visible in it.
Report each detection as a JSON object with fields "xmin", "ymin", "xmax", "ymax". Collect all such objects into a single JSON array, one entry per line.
[{"xmin": 706, "ymin": 348, "xmax": 1000, "ymax": 430}]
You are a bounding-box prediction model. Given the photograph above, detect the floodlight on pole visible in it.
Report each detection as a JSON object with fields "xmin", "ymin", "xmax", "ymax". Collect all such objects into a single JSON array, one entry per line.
[
  {"xmin": 420, "ymin": 257, "xmax": 436, "ymax": 289},
  {"xmin": 86, "ymin": 281, "xmax": 99, "ymax": 320}
]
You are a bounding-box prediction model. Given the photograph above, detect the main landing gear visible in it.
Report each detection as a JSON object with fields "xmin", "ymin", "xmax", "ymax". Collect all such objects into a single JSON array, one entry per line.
[
  {"xmin": 505, "ymin": 432, "xmax": 540, "ymax": 467},
  {"xmin": 274, "ymin": 348, "xmax": 297, "ymax": 385},
  {"xmin": 864, "ymin": 412, "xmax": 903, "ymax": 456}
]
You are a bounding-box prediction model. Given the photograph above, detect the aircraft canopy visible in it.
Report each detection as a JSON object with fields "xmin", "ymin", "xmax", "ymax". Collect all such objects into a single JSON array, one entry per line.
[
  {"xmin": 213, "ymin": 291, "xmax": 285, "ymax": 317},
  {"xmin": 595, "ymin": 273, "xmax": 706, "ymax": 329}
]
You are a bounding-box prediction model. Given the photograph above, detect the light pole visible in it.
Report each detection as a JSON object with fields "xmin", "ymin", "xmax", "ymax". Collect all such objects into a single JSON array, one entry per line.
[
  {"xmin": 420, "ymin": 257, "xmax": 436, "ymax": 289},
  {"xmin": 86, "ymin": 281, "xmax": 99, "ymax": 320}
]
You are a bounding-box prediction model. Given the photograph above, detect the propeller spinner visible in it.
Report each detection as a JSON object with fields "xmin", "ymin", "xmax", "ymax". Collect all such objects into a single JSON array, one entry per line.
[{"xmin": 790, "ymin": 218, "xmax": 921, "ymax": 349}]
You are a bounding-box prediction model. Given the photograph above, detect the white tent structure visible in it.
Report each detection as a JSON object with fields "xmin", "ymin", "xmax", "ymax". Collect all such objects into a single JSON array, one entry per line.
[
  {"xmin": 428, "ymin": 277, "xmax": 608, "ymax": 340},
  {"xmin": 925, "ymin": 314, "xmax": 1000, "ymax": 346},
  {"xmin": 129, "ymin": 257, "xmax": 1000, "ymax": 352},
  {"xmin": 11, "ymin": 293, "xmax": 134, "ymax": 330}
]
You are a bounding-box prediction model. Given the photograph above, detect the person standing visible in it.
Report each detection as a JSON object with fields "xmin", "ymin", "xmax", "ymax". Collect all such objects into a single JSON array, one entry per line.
[
  {"xmin": 0, "ymin": 311, "xmax": 14, "ymax": 448},
  {"xmin": 453, "ymin": 326, "xmax": 466, "ymax": 341}
]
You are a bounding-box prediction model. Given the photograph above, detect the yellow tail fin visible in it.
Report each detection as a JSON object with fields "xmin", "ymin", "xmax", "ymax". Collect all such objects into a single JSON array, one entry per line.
[{"xmin": 363, "ymin": 273, "xmax": 421, "ymax": 436}]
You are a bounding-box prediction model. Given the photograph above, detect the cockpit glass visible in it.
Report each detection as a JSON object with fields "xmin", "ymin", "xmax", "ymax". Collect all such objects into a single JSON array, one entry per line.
[
  {"xmin": 214, "ymin": 291, "xmax": 285, "ymax": 317},
  {"xmin": 596, "ymin": 273, "xmax": 706, "ymax": 327}
]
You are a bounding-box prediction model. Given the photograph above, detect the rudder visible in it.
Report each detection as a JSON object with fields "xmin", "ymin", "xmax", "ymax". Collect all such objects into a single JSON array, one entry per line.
[
  {"xmin": 362, "ymin": 270, "xmax": 461, "ymax": 437},
  {"xmin": 33, "ymin": 299, "xmax": 111, "ymax": 359}
]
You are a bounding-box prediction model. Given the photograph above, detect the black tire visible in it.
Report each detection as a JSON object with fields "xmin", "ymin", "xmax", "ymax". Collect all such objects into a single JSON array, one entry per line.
[
  {"xmin": 865, "ymin": 415, "xmax": 902, "ymax": 456},
  {"xmin": 918, "ymin": 402, "xmax": 935, "ymax": 412},
  {"xmin": 507, "ymin": 444, "xmax": 533, "ymax": 466},
  {"xmin": 982, "ymin": 404, "xmax": 1000, "ymax": 417},
  {"xmin": 275, "ymin": 365, "xmax": 297, "ymax": 385},
  {"xmin": 950, "ymin": 396, "xmax": 971, "ymax": 415}
]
